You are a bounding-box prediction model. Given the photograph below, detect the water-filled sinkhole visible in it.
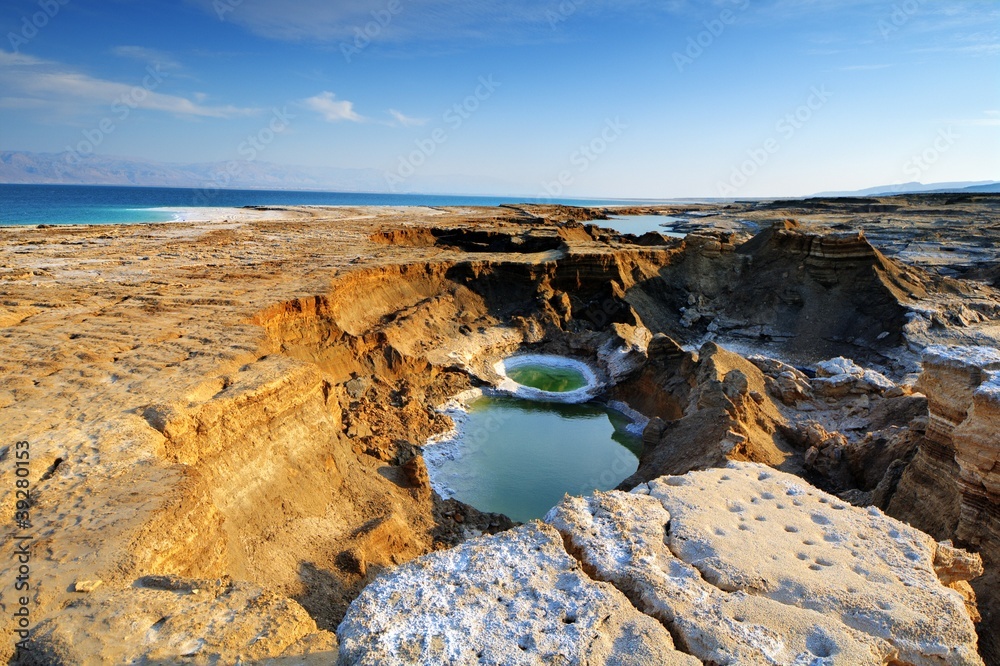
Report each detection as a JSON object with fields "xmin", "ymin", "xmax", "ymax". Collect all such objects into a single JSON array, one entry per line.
[
  {"xmin": 425, "ymin": 356, "xmax": 641, "ymax": 522},
  {"xmin": 602, "ymin": 215, "xmax": 687, "ymax": 238},
  {"xmin": 505, "ymin": 363, "xmax": 588, "ymax": 393}
]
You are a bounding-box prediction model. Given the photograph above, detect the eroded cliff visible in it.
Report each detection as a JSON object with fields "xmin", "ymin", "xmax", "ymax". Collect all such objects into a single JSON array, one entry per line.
[{"xmin": 2, "ymin": 200, "xmax": 999, "ymax": 664}]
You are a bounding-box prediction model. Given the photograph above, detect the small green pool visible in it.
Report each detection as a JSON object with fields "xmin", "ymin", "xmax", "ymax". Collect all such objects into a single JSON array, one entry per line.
[
  {"xmin": 427, "ymin": 396, "xmax": 641, "ymax": 523},
  {"xmin": 505, "ymin": 363, "xmax": 589, "ymax": 393}
]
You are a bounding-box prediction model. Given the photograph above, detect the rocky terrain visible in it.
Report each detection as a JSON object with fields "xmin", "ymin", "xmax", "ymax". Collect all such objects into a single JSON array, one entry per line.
[{"xmin": 1, "ymin": 195, "xmax": 999, "ymax": 664}]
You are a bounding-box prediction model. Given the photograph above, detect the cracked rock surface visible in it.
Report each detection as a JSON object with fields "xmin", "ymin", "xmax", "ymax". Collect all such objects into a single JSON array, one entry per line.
[
  {"xmin": 340, "ymin": 462, "xmax": 983, "ymax": 666},
  {"xmin": 336, "ymin": 522, "xmax": 699, "ymax": 666}
]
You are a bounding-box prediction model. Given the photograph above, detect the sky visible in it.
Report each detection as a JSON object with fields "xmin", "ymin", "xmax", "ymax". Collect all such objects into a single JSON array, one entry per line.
[{"xmin": 0, "ymin": 0, "xmax": 997, "ymax": 198}]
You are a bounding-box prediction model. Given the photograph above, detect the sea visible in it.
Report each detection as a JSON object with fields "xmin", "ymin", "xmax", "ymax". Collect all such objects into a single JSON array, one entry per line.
[{"xmin": 0, "ymin": 184, "xmax": 664, "ymax": 226}]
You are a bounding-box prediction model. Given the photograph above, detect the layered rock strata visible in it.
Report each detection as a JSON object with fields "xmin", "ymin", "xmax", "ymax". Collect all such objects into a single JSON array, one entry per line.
[{"xmin": 890, "ymin": 346, "xmax": 1000, "ymax": 662}]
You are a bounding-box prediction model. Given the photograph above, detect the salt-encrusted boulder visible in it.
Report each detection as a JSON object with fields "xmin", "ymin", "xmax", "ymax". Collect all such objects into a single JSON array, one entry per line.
[
  {"xmin": 813, "ymin": 357, "xmax": 895, "ymax": 398},
  {"xmin": 337, "ymin": 522, "xmax": 699, "ymax": 666},
  {"xmin": 337, "ymin": 462, "xmax": 982, "ymax": 666},
  {"xmin": 640, "ymin": 463, "xmax": 982, "ymax": 666},
  {"xmin": 547, "ymin": 487, "xmax": 895, "ymax": 665}
]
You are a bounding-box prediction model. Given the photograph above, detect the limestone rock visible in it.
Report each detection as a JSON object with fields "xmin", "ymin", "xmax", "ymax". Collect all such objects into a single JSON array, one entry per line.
[
  {"xmin": 24, "ymin": 576, "xmax": 335, "ymax": 665},
  {"xmin": 645, "ymin": 463, "xmax": 982, "ymax": 666},
  {"xmin": 547, "ymin": 487, "xmax": 895, "ymax": 665},
  {"xmin": 748, "ymin": 354, "xmax": 813, "ymax": 405},
  {"xmin": 620, "ymin": 343, "xmax": 795, "ymax": 487},
  {"xmin": 71, "ymin": 579, "xmax": 103, "ymax": 593},
  {"xmin": 337, "ymin": 522, "xmax": 698, "ymax": 666},
  {"xmin": 597, "ymin": 321, "xmax": 653, "ymax": 381},
  {"xmin": 890, "ymin": 345, "xmax": 1000, "ymax": 661},
  {"xmin": 338, "ymin": 463, "xmax": 982, "ymax": 666},
  {"xmin": 813, "ymin": 357, "xmax": 895, "ymax": 398}
]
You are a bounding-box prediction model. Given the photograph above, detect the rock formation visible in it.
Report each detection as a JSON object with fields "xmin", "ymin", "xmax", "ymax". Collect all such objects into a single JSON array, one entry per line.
[
  {"xmin": 3, "ymin": 200, "xmax": 1000, "ymax": 663},
  {"xmin": 341, "ymin": 463, "xmax": 984, "ymax": 665},
  {"xmin": 889, "ymin": 346, "xmax": 1000, "ymax": 662},
  {"xmin": 22, "ymin": 576, "xmax": 337, "ymax": 665}
]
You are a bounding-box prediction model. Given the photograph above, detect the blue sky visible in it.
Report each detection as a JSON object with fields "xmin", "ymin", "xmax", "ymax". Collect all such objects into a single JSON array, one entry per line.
[{"xmin": 0, "ymin": 0, "xmax": 997, "ymax": 197}]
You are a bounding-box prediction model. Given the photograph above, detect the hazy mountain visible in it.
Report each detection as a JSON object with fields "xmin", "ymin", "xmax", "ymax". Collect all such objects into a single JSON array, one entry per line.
[
  {"xmin": 0, "ymin": 151, "xmax": 528, "ymax": 196},
  {"xmin": 814, "ymin": 181, "xmax": 1000, "ymax": 197},
  {"xmin": 0, "ymin": 151, "xmax": 391, "ymax": 192}
]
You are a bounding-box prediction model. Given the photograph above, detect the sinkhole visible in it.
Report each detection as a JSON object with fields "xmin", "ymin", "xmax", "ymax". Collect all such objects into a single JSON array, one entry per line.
[{"xmin": 425, "ymin": 355, "xmax": 642, "ymax": 523}]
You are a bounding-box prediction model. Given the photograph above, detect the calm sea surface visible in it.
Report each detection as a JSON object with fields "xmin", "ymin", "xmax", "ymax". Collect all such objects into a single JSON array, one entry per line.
[{"xmin": 0, "ymin": 184, "xmax": 664, "ymax": 226}]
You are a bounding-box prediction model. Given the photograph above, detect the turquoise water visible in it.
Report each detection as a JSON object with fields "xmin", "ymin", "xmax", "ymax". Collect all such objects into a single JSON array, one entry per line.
[
  {"xmin": 432, "ymin": 396, "xmax": 641, "ymax": 522},
  {"xmin": 506, "ymin": 364, "xmax": 589, "ymax": 392},
  {"xmin": 601, "ymin": 215, "xmax": 687, "ymax": 238},
  {"xmin": 0, "ymin": 184, "xmax": 666, "ymax": 226}
]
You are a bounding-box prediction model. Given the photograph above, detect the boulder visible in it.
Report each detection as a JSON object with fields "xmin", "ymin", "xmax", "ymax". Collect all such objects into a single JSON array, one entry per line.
[
  {"xmin": 337, "ymin": 463, "xmax": 983, "ymax": 666},
  {"xmin": 337, "ymin": 522, "xmax": 698, "ymax": 666},
  {"xmin": 813, "ymin": 357, "xmax": 895, "ymax": 398}
]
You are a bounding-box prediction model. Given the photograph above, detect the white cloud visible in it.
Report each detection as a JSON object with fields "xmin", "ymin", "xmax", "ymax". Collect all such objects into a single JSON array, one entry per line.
[
  {"xmin": 303, "ymin": 92, "xmax": 364, "ymax": 123},
  {"xmin": 838, "ymin": 63, "xmax": 892, "ymax": 71},
  {"xmin": 186, "ymin": 0, "xmax": 688, "ymax": 43},
  {"xmin": 389, "ymin": 109, "xmax": 428, "ymax": 127},
  {"xmin": 111, "ymin": 45, "xmax": 182, "ymax": 71},
  {"xmin": 0, "ymin": 49, "xmax": 256, "ymax": 119},
  {"xmin": 0, "ymin": 51, "xmax": 48, "ymax": 66}
]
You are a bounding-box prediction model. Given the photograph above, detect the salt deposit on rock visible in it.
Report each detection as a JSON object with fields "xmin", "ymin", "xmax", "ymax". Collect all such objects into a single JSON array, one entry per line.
[
  {"xmin": 645, "ymin": 463, "xmax": 982, "ymax": 666},
  {"xmin": 337, "ymin": 522, "xmax": 698, "ymax": 666},
  {"xmin": 493, "ymin": 354, "xmax": 601, "ymax": 403},
  {"xmin": 813, "ymin": 357, "xmax": 896, "ymax": 397},
  {"xmin": 338, "ymin": 462, "xmax": 983, "ymax": 666}
]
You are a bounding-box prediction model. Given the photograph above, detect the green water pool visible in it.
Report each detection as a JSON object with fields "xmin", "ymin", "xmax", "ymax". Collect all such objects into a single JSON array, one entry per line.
[
  {"xmin": 505, "ymin": 363, "xmax": 589, "ymax": 392},
  {"xmin": 428, "ymin": 396, "xmax": 641, "ymax": 523}
]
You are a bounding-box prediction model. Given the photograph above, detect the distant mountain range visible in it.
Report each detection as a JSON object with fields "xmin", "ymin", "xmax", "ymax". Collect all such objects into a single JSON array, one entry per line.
[
  {"xmin": 0, "ymin": 150, "xmax": 526, "ymax": 196},
  {"xmin": 2, "ymin": 150, "xmax": 997, "ymax": 199},
  {"xmin": 0, "ymin": 150, "xmax": 393, "ymax": 192},
  {"xmin": 814, "ymin": 181, "xmax": 1000, "ymax": 197}
]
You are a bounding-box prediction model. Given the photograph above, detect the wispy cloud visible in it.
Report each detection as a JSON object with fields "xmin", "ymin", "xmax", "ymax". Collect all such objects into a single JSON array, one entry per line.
[
  {"xmin": 839, "ymin": 63, "xmax": 892, "ymax": 71},
  {"xmin": 0, "ymin": 49, "xmax": 256, "ymax": 119},
  {"xmin": 954, "ymin": 111, "xmax": 1000, "ymax": 127},
  {"xmin": 187, "ymin": 0, "xmax": 692, "ymax": 44},
  {"xmin": 389, "ymin": 109, "xmax": 428, "ymax": 127},
  {"xmin": 303, "ymin": 91, "xmax": 364, "ymax": 123},
  {"xmin": 111, "ymin": 45, "xmax": 183, "ymax": 71}
]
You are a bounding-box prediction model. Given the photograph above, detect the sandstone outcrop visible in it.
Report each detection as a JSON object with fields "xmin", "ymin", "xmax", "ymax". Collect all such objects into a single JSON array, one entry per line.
[
  {"xmin": 24, "ymin": 575, "xmax": 337, "ymax": 665},
  {"xmin": 889, "ymin": 346, "xmax": 1000, "ymax": 663},
  {"xmin": 3, "ymin": 201, "xmax": 1000, "ymax": 663},
  {"xmin": 618, "ymin": 342, "xmax": 798, "ymax": 488},
  {"xmin": 341, "ymin": 463, "xmax": 983, "ymax": 665}
]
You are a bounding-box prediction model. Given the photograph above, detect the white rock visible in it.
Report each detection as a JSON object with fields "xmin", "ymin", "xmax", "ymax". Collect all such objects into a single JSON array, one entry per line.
[
  {"xmin": 646, "ymin": 462, "xmax": 983, "ymax": 666},
  {"xmin": 337, "ymin": 464, "xmax": 983, "ymax": 666},
  {"xmin": 813, "ymin": 357, "xmax": 895, "ymax": 397},
  {"xmin": 337, "ymin": 522, "xmax": 698, "ymax": 666},
  {"xmin": 547, "ymin": 490, "xmax": 894, "ymax": 665}
]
